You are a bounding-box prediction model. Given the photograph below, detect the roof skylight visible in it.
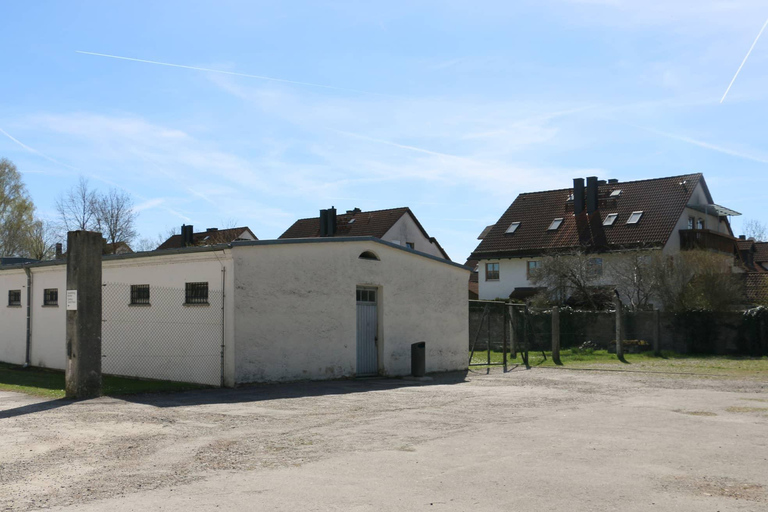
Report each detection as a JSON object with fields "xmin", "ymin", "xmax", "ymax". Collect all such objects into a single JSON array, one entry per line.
[
  {"xmin": 547, "ymin": 218, "xmax": 564, "ymax": 231},
  {"xmin": 610, "ymin": 189, "xmax": 622, "ymax": 197},
  {"xmin": 348, "ymin": 218, "xmax": 356, "ymax": 224},
  {"xmin": 627, "ymin": 211, "xmax": 643, "ymax": 224},
  {"xmin": 603, "ymin": 213, "xmax": 618, "ymax": 226},
  {"xmin": 506, "ymin": 221, "xmax": 521, "ymax": 234}
]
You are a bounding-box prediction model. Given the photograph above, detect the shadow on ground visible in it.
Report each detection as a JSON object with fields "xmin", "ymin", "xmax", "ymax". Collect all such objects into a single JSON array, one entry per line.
[{"xmin": 123, "ymin": 371, "xmax": 470, "ymax": 409}]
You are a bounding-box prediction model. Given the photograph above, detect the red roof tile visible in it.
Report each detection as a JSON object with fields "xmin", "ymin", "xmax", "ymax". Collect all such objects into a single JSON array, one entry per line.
[
  {"xmin": 157, "ymin": 227, "xmax": 257, "ymax": 250},
  {"xmin": 470, "ymin": 174, "xmax": 716, "ymax": 258},
  {"xmin": 280, "ymin": 207, "xmax": 410, "ymax": 239},
  {"xmin": 280, "ymin": 207, "xmax": 451, "ymax": 260}
]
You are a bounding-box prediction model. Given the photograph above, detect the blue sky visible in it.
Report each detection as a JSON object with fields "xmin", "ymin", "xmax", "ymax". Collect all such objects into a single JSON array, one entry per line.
[{"xmin": 1, "ymin": 0, "xmax": 766, "ymax": 261}]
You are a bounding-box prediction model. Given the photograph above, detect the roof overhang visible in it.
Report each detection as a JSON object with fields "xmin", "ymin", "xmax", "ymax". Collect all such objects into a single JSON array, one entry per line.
[{"xmin": 687, "ymin": 203, "xmax": 742, "ymax": 217}]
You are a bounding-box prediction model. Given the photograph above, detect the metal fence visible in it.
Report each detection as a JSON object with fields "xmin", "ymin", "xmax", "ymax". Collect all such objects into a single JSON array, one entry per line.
[{"xmin": 102, "ymin": 282, "xmax": 223, "ymax": 386}]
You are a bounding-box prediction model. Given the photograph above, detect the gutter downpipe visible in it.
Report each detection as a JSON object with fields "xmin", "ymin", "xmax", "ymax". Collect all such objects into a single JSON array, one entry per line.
[{"xmin": 23, "ymin": 266, "xmax": 32, "ymax": 367}]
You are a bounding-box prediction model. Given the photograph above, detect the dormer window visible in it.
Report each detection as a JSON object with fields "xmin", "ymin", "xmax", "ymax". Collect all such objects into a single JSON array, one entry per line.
[
  {"xmin": 603, "ymin": 213, "xmax": 618, "ymax": 226},
  {"xmin": 506, "ymin": 222, "xmax": 521, "ymax": 234},
  {"xmin": 547, "ymin": 218, "xmax": 563, "ymax": 231},
  {"xmin": 627, "ymin": 211, "xmax": 643, "ymax": 224}
]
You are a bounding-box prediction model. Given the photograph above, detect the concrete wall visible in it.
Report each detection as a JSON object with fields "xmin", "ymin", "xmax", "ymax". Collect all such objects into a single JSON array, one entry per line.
[
  {"xmin": 231, "ymin": 240, "xmax": 468, "ymax": 384},
  {"xmin": 0, "ymin": 269, "xmax": 28, "ymax": 365},
  {"xmin": 382, "ymin": 212, "xmax": 447, "ymax": 260}
]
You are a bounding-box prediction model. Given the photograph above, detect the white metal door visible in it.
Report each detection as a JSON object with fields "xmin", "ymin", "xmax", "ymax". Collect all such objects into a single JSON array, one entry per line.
[{"xmin": 356, "ymin": 287, "xmax": 378, "ymax": 376}]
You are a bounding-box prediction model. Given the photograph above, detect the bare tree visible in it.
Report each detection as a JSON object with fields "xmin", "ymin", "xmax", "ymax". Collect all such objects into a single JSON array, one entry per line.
[
  {"xmin": 135, "ymin": 226, "xmax": 178, "ymax": 252},
  {"xmin": 24, "ymin": 218, "xmax": 57, "ymax": 260},
  {"xmin": 95, "ymin": 188, "xmax": 137, "ymax": 246},
  {"xmin": 530, "ymin": 250, "xmax": 606, "ymax": 310},
  {"xmin": 608, "ymin": 250, "xmax": 660, "ymax": 311},
  {"xmin": 743, "ymin": 219, "xmax": 767, "ymax": 242},
  {"xmin": 55, "ymin": 176, "xmax": 98, "ymax": 232},
  {"xmin": 652, "ymin": 250, "xmax": 742, "ymax": 312},
  {"xmin": 0, "ymin": 158, "xmax": 36, "ymax": 257}
]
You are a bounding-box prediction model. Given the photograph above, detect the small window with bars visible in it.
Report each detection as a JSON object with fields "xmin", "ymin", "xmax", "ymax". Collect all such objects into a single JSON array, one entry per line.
[
  {"xmin": 356, "ymin": 288, "xmax": 377, "ymax": 303},
  {"xmin": 8, "ymin": 290, "xmax": 21, "ymax": 306},
  {"xmin": 130, "ymin": 284, "xmax": 150, "ymax": 305},
  {"xmin": 185, "ymin": 282, "xmax": 209, "ymax": 305},
  {"xmin": 43, "ymin": 288, "xmax": 58, "ymax": 306}
]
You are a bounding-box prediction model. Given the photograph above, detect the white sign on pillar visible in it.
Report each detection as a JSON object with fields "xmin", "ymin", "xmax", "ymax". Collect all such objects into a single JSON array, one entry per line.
[{"xmin": 66, "ymin": 290, "xmax": 78, "ymax": 311}]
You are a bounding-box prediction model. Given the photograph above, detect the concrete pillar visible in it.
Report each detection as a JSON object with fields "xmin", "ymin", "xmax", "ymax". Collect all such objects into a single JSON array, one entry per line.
[
  {"xmin": 551, "ymin": 306, "xmax": 562, "ymax": 365},
  {"xmin": 614, "ymin": 295, "xmax": 624, "ymax": 360},
  {"xmin": 653, "ymin": 308, "xmax": 661, "ymax": 357},
  {"xmin": 65, "ymin": 231, "xmax": 103, "ymax": 399}
]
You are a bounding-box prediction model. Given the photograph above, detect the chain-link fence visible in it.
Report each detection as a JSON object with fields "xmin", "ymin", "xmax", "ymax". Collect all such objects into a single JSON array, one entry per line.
[{"xmin": 102, "ymin": 282, "xmax": 223, "ymax": 386}]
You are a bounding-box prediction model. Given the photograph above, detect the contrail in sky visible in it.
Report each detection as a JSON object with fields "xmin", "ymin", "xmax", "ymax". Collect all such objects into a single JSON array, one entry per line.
[
  {"xmin": 76, "ymin": 51, "xmax": 393, "ymax": 97},
  {"xmin": 720, "ymin": 17, "xmax": 768, "ymax": 103}
]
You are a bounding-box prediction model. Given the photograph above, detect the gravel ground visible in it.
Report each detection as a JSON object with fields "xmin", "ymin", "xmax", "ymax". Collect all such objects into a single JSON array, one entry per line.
[{"xmin": 1, "ymin": 367, "xmax": 767, "ymax": 511}]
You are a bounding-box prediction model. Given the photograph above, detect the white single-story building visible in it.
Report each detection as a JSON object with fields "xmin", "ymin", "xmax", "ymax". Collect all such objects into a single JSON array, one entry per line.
[{"xmin": 0, "ymin": 237, "xmax": 469, "ymax": 387}]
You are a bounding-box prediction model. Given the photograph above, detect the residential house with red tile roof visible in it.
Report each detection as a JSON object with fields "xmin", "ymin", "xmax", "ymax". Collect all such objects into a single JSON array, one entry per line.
[
  {"xmin": 157, "ymin": 226, "xmax": 257, "ymax": 251},
  {"xmin": 737, "ymin": 237, "xmax": 768, "ymax": 305},
  {"xmin": 280, "ymin": 207, "xmax": 451, "ymax": 261},
  {"xmin": 469, "ymin": 173, "xmax": 742, "ymax": 301}
]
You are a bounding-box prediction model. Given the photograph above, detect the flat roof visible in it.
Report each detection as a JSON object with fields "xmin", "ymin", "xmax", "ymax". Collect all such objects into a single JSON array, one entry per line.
[{"xmin": 0, "ymin": 237, "xmax": 470, "ymax": 272}]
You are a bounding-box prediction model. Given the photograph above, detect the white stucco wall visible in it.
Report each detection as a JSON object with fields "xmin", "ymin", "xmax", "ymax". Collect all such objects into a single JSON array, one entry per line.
[
  {"xmin": 663, "ymin": 182, "xmax": 732, "ymax": 254},
  {"xmin": 0, "ymin": 249, "xmax": 235, "ymax": 386},
  {"xmin": 231, "ymin": 240, "xmax": 468, "ymax": 384},
  {"xmin": 478, "ymin": 251, "xmax": 664, "ymax": 301},
  {"xmin": 382, "ymin": 213, "xmax": 448, "ymax": 260},
  {"xmin": 0, "ymin": 269, "xmax": 28, "ymax": 365},
  {"xmin": 29, "ymin": 266, "xmax": 67, "ymax": 369}
]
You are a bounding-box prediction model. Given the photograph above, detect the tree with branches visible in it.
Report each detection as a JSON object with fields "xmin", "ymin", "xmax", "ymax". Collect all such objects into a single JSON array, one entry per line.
[
  {"xmin": 743, "ymin": 219, "xmax": 767, "ymax": 242},
  {"xmin": 652, "ymin": 250, "xmax": 742, "ymax": 312},
  {"xmin": 95, "ymin": 188, "xmax": 137, "ymax": 246},
  {"xmin": 529, "ymin": 250, "xmax": 607, "ymax": 310},
  {"xmin": 55, "ymin": 177, "xmax": 138, "ymax": 249},
  {"xmin": 608, "ymin": 249, "xmax": 661, "ymax": 311},
  {"xmin": 0, "ymin": 158, "xmax": 37, "ymax": 257}
]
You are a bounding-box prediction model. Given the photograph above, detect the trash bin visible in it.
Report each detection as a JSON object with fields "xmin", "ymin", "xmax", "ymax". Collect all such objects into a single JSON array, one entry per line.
[{"xmin": 411, "ymin": 342, "xmax": 426, "ymax": 377}]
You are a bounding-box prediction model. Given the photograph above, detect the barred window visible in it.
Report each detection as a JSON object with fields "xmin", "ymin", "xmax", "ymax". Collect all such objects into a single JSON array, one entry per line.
[
  {"xmin": 130, "ymin": 284, "xmax": 150, "ymax": 305},
  {"xmin": 8, "ymin": 290, "xmax": 21, "ymax": 306},
  {"xmin": 185, "ymin": 282, "xmax": 209, "ymax": 304},
  {"xmin": 44, "ymin": 288, "xmax": 58, "ymax": 306}
]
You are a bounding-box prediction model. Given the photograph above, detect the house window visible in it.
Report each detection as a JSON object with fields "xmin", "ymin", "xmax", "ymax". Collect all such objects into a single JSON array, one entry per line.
[
  {"xmin": 603, "ymin": 213, "xmax": 618, "ymax": 226},
  {"xmin": 130, "ymin": 284, "xmax": 150, "ymax": 305},
  {"xmin": 588, "ymin": 258, "xmax": 603, "ymax": 277},
  {"xmin": 406, "ymin": 242, "xmax": 414, "ymax": 249},
  {"xmin": 43, "ymin": 288, "xmax": 58, "ymax": 306},
  {"xmin": 8, "ymin": 290, "xmax": 21, "ymax": 306},
  {"xmin": 697, "ymin": 218, "xmax": 704, "ymax": 230},
  {"xmin": 185, "ymin": 282, "xmax": 209, "ymax": 305},
  {"xmin": 688, "ymin": 216, "xmax": 695, "ymax": 229},
  {"xmin": 527, "ymin": 261, "xmax": 540, "ymax": 279},
  {"xmin": 626, "ymin": 211, "xmax": 643, "ymax": 224},
  {"xmin": 610, "ymin": 189, "xmax": 622, "ymax": 197},
  {"xmin": 505, "ymin": 222, "xmax": 521, "ymax": 234},
  {"xmin": 547, "ymin": 218, "xmax": 564, "ymax": 231},
  {"xmin": 485, "ymin": 262, "xmax": 500, "ymax": 281}
]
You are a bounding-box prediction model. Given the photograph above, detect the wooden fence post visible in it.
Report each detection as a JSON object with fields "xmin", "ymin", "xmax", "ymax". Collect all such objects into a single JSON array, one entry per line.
[
  {"xmin": 614, "ymin": 294, "xmax": 624, "ymax": 361},
  {"xmin": 552, "ymin": 306, "xmax": 562, "ymax": 365}
]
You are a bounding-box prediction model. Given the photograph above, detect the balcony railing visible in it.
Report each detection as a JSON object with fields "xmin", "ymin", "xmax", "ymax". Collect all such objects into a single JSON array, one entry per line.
[{"xmin": 679, "ymin": 229, "xmax": 737, "ymax": 254}]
